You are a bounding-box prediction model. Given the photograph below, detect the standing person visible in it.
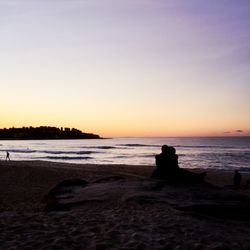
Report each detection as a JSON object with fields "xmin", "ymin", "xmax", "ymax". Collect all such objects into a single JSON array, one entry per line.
[{"xmin": 6, "ymin": 151, "xmax": 10, "ymax": 161}]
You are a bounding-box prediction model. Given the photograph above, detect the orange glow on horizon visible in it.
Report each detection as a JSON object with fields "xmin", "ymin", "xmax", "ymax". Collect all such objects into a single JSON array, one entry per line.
[{"xmin": 1, "ymin": 120, "xmax": 249, "ymax": 138}]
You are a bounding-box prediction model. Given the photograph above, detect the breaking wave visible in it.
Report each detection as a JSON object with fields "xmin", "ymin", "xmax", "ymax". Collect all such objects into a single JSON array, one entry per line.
[
  {"xmin": 116, "ymin": 144, "xmax": 160, "ymax": 148},
  {"xmin": 40, "ymin": 156, "xmax": 92, "ymax": 160},
  {"xmin": 40, "ymin": 150, "xmax": 93, "ymax": 155}
]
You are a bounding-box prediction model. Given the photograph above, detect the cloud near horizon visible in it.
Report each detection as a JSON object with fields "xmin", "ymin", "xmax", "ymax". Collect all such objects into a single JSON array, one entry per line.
[{"xmin": 223, "ymin": 130, "xmax": 250, "ymax": 135}]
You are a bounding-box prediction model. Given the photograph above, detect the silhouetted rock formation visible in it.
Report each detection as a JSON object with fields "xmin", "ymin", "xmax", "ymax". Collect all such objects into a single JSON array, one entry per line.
[
  {"xmin": 44, "ymin": 177, "xmax": 250, "ymax": 221},
  {"xmin": 0, "ymin": 126, "xmax": 101, "ymax": 140}
]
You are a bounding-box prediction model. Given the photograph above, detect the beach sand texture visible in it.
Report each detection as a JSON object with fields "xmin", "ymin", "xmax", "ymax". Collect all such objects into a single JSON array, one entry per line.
[{"xmin": 1, "ymin": 160, "xmax": 250, "ymax": 249}]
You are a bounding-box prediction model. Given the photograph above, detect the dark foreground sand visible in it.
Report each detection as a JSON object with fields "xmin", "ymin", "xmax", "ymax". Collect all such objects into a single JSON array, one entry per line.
[{"xmin": 0, "ymin": 160, "xmax": 250, "ymax": 249}]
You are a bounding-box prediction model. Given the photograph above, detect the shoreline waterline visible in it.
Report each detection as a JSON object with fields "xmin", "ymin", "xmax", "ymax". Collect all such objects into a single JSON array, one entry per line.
[{"xmin": 0, "ymin": 137, "xmax": 250, "ymax": 171}]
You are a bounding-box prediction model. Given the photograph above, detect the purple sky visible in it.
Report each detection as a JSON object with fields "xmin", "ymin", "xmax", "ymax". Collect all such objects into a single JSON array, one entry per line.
[{"xmin": 0, "ymin": 0, "xmax": 249, "ymax": 136}]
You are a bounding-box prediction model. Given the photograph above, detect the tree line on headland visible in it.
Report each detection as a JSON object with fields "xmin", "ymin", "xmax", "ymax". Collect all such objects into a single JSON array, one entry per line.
[{"xmin": 0, "ymin": 126, "xmax": 101, "ymax": 140}]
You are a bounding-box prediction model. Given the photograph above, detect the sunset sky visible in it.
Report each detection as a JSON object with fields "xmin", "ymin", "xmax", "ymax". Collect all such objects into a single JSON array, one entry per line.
[{"xmin": 1, "ymin": 0, "xmax": 249, "ymax": 137}]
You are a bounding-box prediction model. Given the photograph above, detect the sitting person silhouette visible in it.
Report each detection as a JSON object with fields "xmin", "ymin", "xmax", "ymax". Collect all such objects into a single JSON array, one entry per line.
[
  {"xmin": 151, "ymin": 145, "xmax": 206, "ymax": 183},
  {"xmin": 151, "ymin": 145, "xmax": 179, "ymax": 180}
]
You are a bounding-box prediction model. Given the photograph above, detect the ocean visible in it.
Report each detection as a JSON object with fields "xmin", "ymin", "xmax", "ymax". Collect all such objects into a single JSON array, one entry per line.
[{"xmin": 0, "ymin": 137, "xmax": 250, "ymax": 171}]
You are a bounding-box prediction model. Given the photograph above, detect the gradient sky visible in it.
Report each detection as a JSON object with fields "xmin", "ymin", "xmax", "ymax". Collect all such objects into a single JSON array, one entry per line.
[{"xmin": 0, "ymin": 0, "xmax": 249, "ymax": 137}]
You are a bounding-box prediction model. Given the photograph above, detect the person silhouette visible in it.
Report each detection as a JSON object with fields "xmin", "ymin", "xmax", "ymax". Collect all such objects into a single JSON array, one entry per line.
[
  {"xmin": 152, "ymin": 145, "xmax": 206, "ymax": 183},
  {"xmin": 152, "ymin": 145, "xmax": 179, "ymax": 180},
  {"xmin": 233, "ymin": 170, "xmax": 241, "ymax": 186},
  {"xmin": 6, "ymin": 151, "xmax": 10, "ymax": 161}
]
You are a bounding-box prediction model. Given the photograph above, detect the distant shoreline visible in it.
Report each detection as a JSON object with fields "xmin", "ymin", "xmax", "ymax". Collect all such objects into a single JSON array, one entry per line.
[
  {"xmin": 0, "ymin": 138, "xmax": 105, "ymax": 140},
  {"xmin": 0, "ymin": 126, "xmax": 101, "ymax": 140}
]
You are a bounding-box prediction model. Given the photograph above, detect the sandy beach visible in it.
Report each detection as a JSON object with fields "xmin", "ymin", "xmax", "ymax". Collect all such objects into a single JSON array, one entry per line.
[{"xmin": 1, "ymin": 160, "xmax": 250, "ymax": 249}]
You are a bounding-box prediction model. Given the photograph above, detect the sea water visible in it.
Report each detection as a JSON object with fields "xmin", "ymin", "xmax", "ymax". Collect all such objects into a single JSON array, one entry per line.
[{"xmin": 0, "ymin": 137, "xmax": 250, "ymax": 171}]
